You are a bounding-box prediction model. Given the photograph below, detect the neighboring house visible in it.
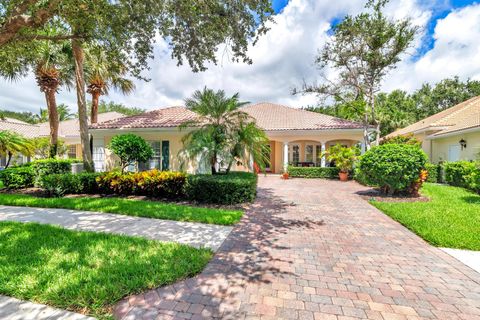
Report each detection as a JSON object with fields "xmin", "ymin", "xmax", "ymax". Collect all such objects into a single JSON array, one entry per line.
[
  {"xmin": 90, "ymin": 103, "xmax": 366, "ymax": 173},
  {"xmin": 0, "ymin": 117, "xmax": 38, "ymax": 167},
  {"xmin": 0, "ymin": 112, "xmax": 124, "ymax": 167},
  {"xmin": 386, "ymin": 96, "xmax": 480, "ymax": 163}
]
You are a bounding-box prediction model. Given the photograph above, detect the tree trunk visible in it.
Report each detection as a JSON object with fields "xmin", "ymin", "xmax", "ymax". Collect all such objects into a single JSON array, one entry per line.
[
  {"xmin": 5, "ymin": 152, "xmax": 12, "ymax": 169},
  {"xmin": 375, "ymin": 122, "xmax": 381, "ymax": 146},
  {"xmin": 90, "ymin": 91, "xmax": 100, "ymax": 124},
  {"xmin": 45, "ymin": 91, "xmax": 59, "ymax": 158},
  {"xmin": 72, "ymin": 37, "xmax": 93, "ymax": 171},
  {"xmin": 211, "ymin": 152, "xmax": 217, "ymax": 175},
  {"xmin": 363, "ymin": 112, "xmax": 370, "ymax": 151}
]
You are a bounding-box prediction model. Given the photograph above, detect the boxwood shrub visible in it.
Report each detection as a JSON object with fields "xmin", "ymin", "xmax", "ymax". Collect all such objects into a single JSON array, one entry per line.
[
  {"xmin": 186, "ymin": 172, "xmax": 257, "ymax": 204},
  {"xmin": 444, "ymin": 161, "xmax": 480, "ymax": 192},
  {"xmin": 40, "ymin": 173, "xmax": 101, "ymax": 196},
  {"xmin": 287, "ymin": 166, "xmax": 340, "ymax": 179},
  {"xmin": 97, "ymin": 169, "xmax": 186, "ymax": 199},
  {"xmin": 32, "ymin": 159, "xmax": 76, "ymax": 186},
  {"xmin": 425, "ymin": 163, "xmax": 440, "ymax": 183},
  {"xmin": 358, "ymin": 144, "xmax": 428, "ymax": 195},
  {"xmin": 0, "ymin": 166, "xmax": 35, "ymax": 189}
]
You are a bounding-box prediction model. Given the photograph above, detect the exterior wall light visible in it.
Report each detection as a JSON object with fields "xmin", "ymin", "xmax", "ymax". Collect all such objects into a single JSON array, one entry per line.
[{"xmin": 459, "ymin": 139, "xmax": 467, "ymax": 150}]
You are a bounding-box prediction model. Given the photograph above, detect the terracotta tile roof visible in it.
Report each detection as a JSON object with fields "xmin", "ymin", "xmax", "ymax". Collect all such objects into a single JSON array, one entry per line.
[
  {"xmin": 0, "ymin": 118, "xmax": 39, "ymax": 138},
  {"xmin": 90, "ymin": 107, "xmax": 198, "ymax": 129},
  {"xmin": 242, "ymin": 102, "xmax": 363, "ymax": 131},
  {"xmin": 39, "ymin": 112, "xmax": 125, "ymax": 137},
  {"xmin": 90, "ymin": 103, "xmax": 363, "ymax": 131},
  {"xmin": 386, "ymin": 96, "xmax": 480, "ymax": 138}
]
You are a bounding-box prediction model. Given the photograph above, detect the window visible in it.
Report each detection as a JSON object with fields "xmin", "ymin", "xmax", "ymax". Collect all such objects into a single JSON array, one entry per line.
[
  {"xmin": 149, "ymin": 141, "xmax": 162, "ymax": 170},
  {"xmin": 67, "ymin": 145, "xmax": 77, "ymax": 159},
  {"xmin": 289, "ymin": 144, "xmax": 300, "ymax": 164},
  {"xmin": 305, "ymin": 145, "xmax": 314, "ymax": 162},
  {"xmin": 92, "ymin": 145, "xmax": 105, "ymax": 172},
  {"xmin": 139, "ymin": 141, "xmax": 170, "ymax": 171}
]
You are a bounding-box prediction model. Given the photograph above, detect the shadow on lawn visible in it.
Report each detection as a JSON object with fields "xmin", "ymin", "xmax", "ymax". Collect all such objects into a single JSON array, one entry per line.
[
  {"xmin": 114, "ymin": 186, "xmax": 326, "ymax": 319},
  {"xmin": 461, "ymin": 195, "xmax": 480, "ymax": 204}
]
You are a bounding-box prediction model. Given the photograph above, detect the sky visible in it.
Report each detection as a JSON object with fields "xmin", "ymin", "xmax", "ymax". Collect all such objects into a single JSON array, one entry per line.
[{"xmin": 1, "ymin": 0, "xmax": 480, "ymax": 114}]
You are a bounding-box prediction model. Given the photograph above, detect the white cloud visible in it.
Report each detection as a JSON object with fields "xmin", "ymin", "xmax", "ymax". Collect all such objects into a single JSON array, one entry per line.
[{"xmin": 1, "ymin": 0, "xmax": 479, "ymax": 114}]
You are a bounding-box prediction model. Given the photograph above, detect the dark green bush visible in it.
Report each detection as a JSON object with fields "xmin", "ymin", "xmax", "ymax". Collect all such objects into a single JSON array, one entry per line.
[
  {"xmin": 186, "ymin": 172, "xmax": 257, "ymax": 204},
  {"xmin": 358, "ymin": 144, "xmax": 428, "ymax": 195},
  {"xmin": 444, "ymin": 161, "xmax": 480, "ymax": 192},
  {"xmin": 0, "ymin": 167, "xmax": 35, "ymax": 189},
  {"xmin": 287, "ymin": 166, "xmax": 340, "ymax": 179},
  {"xmin": 425, "ymin": 163, "xmax": 440, "ymax": 183},
  {"xmin": 353, "ymin": 167, "xmax": 374, "ymax": 186},
  {"xmin": 32, "ymin": 159, "xmax": 76, "ymax": 186},
  {"xmin": 96, "ymin": 169, "xmax": 186, "ymax": 198},
  {"xmin": 40, "ymin": 173, "xmax": 101, "ymax": 196}
]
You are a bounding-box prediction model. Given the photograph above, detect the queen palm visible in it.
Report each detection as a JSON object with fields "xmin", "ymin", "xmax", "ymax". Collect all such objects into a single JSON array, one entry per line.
[
  {"xmin": 34, "ymin": 41, "xmax": 73, "ymax": 157},
  {"xmin": 180, "ymin": 88, "xmax": 266, "ymax": 174},
  {"xmin": 0, "ymin": 130, "xmax": 34, "ymax": 168},
  {"xmin": 85, "ymin": 47, "xmax": 135, "ymax": 124}
]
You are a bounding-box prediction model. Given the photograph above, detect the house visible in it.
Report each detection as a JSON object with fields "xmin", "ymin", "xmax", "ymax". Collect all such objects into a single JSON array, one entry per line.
[
  {"xmin": 385, "ymin": 96, "xmax": 480, "ymax": 163},
  {"xmin": 0, "ymin": 112, "xmax": 124, "ymax": 167},
  {"xmin": 89, "ymin": 103, "xmax": 366, "ymax": 173}
]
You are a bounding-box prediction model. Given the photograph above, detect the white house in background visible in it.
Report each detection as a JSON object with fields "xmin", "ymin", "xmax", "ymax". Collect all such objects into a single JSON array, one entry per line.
[{"xmin": 89, "ymin": 103, "xmax": 366, "ymax": 173}]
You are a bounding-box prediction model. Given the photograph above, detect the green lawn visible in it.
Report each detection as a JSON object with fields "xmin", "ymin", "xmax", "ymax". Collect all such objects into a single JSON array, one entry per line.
[
  {"xmin": 0, "ymin": 221, "xmax": 212, "ymax": 319},
  {"xmin": 371, "ymin": 183, "xmax": 480, "ymax": 250},
  {"xmin": 0, "ymin": 193, "xmax": 243, "ymax": 225}
]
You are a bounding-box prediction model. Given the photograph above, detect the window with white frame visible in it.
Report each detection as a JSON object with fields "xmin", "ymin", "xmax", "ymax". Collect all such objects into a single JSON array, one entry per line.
[
  {"xmin": 289, "ymin": 144, "xmax": 300, "ymax": 164},
  {"xmin": 305, "ymin": 145, "xmax": 314, "ymax": 162},
  {"xmin": 92, "ymin": 145, "xmax": 105, "ymax": 172},
  {"xmin": 67, "ymin": 145, "xmax": 77, "ymax": 159},
  {"xmin": 315, "ymin": 144, "xmax": 323, "ymax": 164}
]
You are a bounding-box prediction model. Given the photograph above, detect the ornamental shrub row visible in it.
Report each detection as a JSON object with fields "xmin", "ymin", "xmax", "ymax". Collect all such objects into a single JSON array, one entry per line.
[
  {"xmin": 96, "ymin": 170, "xmax": 186, "ymax": 199},
  {"xmin": 0, "ymin": 166, "xmax": 35, "ymax": 189},
  {"xmin": 443, "ymin": 161, "xmax": 480, "ymax": 193},
  {"xmin": 32, "ymin": 159, "xmax": 77, "ymax": 186},
  {"xmin": 425, "ymin": 163, "xmax": 440, "ymax": 183},
  {"xmin": 287, "ymin": 166, "xmax": 340, "ymax": 179},
  {"xmin": 185, "ymin": 172, "xmax": 257, "ymax": 205},
  {"xmin": 40, "ymin": 172, "xmax": 101, "ymax": 196}
]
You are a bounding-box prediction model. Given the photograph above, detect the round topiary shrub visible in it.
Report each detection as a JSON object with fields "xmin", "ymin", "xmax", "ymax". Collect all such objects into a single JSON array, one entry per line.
[{"xmin": 358, "ymin": 144, "xmax": 428, "ymax": 195}]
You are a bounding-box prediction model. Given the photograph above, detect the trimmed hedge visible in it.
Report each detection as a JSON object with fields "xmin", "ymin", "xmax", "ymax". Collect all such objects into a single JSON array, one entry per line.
[
  {"xmin": 425, "ymin": 163, "xmax": 440, "ymax": 183},
  {"xmin": 444, "ymin": 161, "xmax": 480, "ymax": 192},
  {"xmin": 185, "ymin": 172, "xmax": 257, "ymax": 204},
  {"xmin": 357, "ymin": 144, "xmax": 428, "ymax": 195},
  {"xmin": 40, "ymin": 173, "xmax": 101, "ymax": 196},
  {"xmin": 97, "ymin": 169, "xmax": 186, "ymax": 199},
  {"xmin": 0, "ymin": 167, "xmax": 35, "ymax": 189},
  {"xmin": 287, "ymin": 166, "xmax": 340, "ymax": 179},
  {"xmin": 32, "ymin": 159, "xmax": 76, "ymax": 186}
]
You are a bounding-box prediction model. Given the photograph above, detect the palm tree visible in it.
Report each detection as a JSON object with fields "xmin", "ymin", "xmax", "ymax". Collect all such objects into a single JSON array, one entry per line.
[
  {"xmin": 39, "ymin": 104, "xmax": 76, "ymax": 122},
  {"xmin": 0, "ymin": 130, "xmax": 34, "ymax": 168},
  {"xmin": 85, "ymin": 46, "xmax": 135, "ymax": 124},
  {"xmin": 180, "ymin": 88, "xmax": 262, "ymax": 174},
  {"xmin": 34, "ymin": 41, "xmax": 73, "ymax": 158}
]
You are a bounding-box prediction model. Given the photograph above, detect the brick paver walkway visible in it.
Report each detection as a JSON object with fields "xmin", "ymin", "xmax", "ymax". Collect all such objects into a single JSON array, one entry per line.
[{"xmin": 115, "ymin": 177, "xmax": 480, "ymax": 320}]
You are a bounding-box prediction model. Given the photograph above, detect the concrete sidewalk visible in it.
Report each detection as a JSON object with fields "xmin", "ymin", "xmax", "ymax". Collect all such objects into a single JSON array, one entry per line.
[
  {"xmin": 0, "ymin": 205, "xmax": 232, "ymax": 251},
  {"xmin": 0, "ymin": 295, "xmax": 94, "ymax": 320}
]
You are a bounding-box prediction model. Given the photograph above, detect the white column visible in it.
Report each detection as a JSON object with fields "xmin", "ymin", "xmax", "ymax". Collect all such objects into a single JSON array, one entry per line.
[
  {"xmin": 283, "ymin": 142, "xmax": 289, "ymax": 172},
  {"xmin": 321, "ymin": 143, "xmax": 326, "ymax": 167}
]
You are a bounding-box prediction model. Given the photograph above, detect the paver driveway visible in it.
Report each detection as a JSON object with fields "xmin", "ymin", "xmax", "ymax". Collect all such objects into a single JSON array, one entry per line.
[{"xmin": 115, "ymin": 177, "xmax": 480, "ymax": 320}]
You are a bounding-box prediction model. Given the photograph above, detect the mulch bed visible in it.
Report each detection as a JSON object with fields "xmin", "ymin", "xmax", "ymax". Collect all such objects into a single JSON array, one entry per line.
[{"xmin": 357, "ymin": 189, "xmax": 430, "ymax": 203}]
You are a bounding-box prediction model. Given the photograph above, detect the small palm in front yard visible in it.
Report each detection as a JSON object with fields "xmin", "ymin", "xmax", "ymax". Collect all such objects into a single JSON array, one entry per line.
[{"xmin": 371, "ymin": 183, "xmax": 480, "ymax": 250}]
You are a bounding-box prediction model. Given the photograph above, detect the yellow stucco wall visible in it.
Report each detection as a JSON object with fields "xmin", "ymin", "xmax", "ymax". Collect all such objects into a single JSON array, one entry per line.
[{"xmin": 431, "ymin": 131, "xmax": 480, "ymax": 163}]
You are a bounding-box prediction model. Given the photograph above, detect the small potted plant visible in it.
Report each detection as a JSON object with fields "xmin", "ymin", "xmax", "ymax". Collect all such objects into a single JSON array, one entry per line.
[
  {"xmin": 281, "ymin": 171, "xmax": 289, "ymax": 180},
  {"xmin": 327, "ymin": 144, "xmax": 358, "ymax": 181}
]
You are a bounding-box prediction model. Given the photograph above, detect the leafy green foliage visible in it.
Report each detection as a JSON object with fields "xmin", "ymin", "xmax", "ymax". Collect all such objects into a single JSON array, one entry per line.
[
  {"xmin": 443, "ymin": 161, "xmax": 480, "ymax": 193},
  {"xmin": 0, "ymin": 221, "xmax": 212, "ymax": 318},
  {"xmin": 425, "ymin": 163, "xmax": 440, "ymax": 183},
  {"xmin": 97, "ymin": 170, "xmax": 186, "ymax": 198},
  {"xmin": 0, "ymin": 194, "xmax": 242, "ymax": 225},
  {"xmin": 93, "ymin": 100, "xmax": 145, "ymax": 116},
  {"xmin": 40, "ymin": 172, "xmax": 100, "ymax": 196},
  {"xmin": 31, "ymin": 158, "xmax": 74, "ymax": 186},
  {"xmin": 371, "ymin": 183, "xmax": 480, "ymax": 250},
  {"xmin": 180, "ymin": 88, "xmax": 268, "ymax": 174},
  {"xmin": 0, "ymin": 130, "xmax": 34, "ymax": 168},
  {"xmin": 327, "ymin": 144, "xmax": 359, "ymax": 172},
  {"xmin": 358, "ymin": 144, "xmax": 428, "ymax": 194},
  {"xmin": 380, "ymin": 133, "xmax": 421, "ymax": 146},
  {"xmin": 0, "ymin": 166, "xmax": 35, "ymax": 189},
  {"xmin": 39, "ymin": 104, "xmax": 76, "ymax": 122},
  {"xmin": 30, "ymin": 137, "xmax": 68, "ymax": 159},
  {"xmin": 107, "ymin": 134, "xmax": 153, "ymax": 172},
  {"xmin": 287, "ymin": 166, "xmax": 340, "ymax": 179},
  {"xmin": 0, "ymin": 110, "xmax": 40, "ymax": 124},
  {"xmin": 186, "ymin": 172, "xmax": 257, "ymax": 204}
]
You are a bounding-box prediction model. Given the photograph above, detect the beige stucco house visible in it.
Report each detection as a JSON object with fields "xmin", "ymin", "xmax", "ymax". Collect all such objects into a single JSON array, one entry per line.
[
  {"xmin": 386, "ymin": 96, "xmax": 480, "ymax": 163},
  {"xmin": 90, "ymin": 103, "xmax": 366, "ymax": 173}
]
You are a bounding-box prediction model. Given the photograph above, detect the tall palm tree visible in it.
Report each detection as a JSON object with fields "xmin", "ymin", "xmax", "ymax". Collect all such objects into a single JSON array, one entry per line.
[
  {"xmin": 39, "ymin": 104, "xmax": 76, "ymax": 122},
  {"xmin": 180, "ymin": 88, "xmax": 259, "ymax": 174},
  {"xmin": 85, "ymin": 46, "xmax": 135, "ymax": 124},
  {"xmin": 34, "ymin": 41, "xmax": 73, "ymax": 158},
  {"xmin": 0, "ymin": 130, "xmax": 34, "ymax": 168}
]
